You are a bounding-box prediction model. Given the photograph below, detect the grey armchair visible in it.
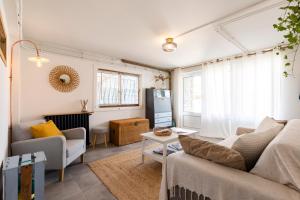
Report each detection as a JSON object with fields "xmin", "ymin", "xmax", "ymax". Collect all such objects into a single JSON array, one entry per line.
[{"xmin": 11, "ymin": 119, "xmax": 86, "ymax": 181}]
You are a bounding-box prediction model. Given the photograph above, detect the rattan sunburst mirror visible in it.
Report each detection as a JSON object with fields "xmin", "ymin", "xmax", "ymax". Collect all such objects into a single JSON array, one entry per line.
[{"xmin": 49, "ymin": 65, "xmax": 80, "ymax": 93}]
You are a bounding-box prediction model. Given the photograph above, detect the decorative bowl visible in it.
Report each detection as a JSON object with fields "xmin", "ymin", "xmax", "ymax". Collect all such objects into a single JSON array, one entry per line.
[{"xmin": 154, "ymin": 128, "xmax": 172, "ymax": 136}]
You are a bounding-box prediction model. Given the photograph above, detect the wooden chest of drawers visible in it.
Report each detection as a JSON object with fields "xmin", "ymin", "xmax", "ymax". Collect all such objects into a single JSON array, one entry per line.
[{"xmin": 110, "ymin": 118, "xmax": 149, "ymax": 146}]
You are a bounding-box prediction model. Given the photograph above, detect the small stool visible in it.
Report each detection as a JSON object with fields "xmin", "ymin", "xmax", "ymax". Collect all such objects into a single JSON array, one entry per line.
[{"xmin": 92, "ymin": 126, "xmax": 109, "ymax": 149}]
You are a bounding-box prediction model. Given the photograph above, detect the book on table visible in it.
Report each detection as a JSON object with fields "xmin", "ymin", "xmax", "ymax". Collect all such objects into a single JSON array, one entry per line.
[{"xmin": 153, "ymin": 143, "xmax": 182, "ymax": 155}]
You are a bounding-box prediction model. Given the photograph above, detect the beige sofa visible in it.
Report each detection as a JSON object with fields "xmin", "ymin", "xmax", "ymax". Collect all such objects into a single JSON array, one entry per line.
[{"xmin": 160, "ymin": 119, "xmax": 300, "ymax": 200}]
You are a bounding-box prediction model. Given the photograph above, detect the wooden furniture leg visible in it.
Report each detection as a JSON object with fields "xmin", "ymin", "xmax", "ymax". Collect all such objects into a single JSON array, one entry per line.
[
  {"xmin": 80, "ymin": 154, "xmax": 84, "ymax": 163},
  {"xmin": 92, "ymin": 134, "xmax": 97, "ymax": 149},
  {"xmin": 59, "ymin": 169, "xmax": 64, "ymax": 182}
]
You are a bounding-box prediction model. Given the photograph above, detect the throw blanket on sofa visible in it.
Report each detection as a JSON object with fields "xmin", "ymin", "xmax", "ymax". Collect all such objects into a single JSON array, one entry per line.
[{"xmin": 160, "ymin": 151, "xmax": 300, "ymax": 200}]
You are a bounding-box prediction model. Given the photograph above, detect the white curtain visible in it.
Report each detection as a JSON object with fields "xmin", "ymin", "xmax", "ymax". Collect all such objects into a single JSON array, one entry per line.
[
  {"xmin": 172, "ymin": 68, "xmax": 183, "ymax": 127},
  {"xmin": 200, "ymin": 51, "xmax": 282, "ymax": 138},
  {"xmin": 200, "ymin": 60, "xmax": 231, "ymax": 138}
]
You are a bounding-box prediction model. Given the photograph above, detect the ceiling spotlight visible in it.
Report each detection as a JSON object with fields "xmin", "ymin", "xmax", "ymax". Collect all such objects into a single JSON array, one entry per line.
[{"xmin": 162, "ymin": 37, "xmax": 177, "ymax": 52}]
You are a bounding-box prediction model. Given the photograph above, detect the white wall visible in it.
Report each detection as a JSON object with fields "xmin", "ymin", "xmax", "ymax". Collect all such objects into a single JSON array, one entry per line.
[
  {"xmin": 19, "ymin": 48, "xmax": 169, "ymax": 143},
  {"xmin": 0, "ymin": 0, "xmax": 19, "ymax": 163},
  {"xmin": 0, "ymin": 50, "xmax": 9, "ymax": 164}
]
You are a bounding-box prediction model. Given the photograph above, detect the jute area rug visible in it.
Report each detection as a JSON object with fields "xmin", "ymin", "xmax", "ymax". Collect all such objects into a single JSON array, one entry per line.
[{"xmin": 88, "ymin": 147, "xmax": 162, "ymax": 200}]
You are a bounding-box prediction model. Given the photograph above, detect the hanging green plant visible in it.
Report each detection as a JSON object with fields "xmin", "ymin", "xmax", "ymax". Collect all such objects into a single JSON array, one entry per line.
[{"xmin": 273, "ymin": 0, "xmax": 300, "ymax": 77}]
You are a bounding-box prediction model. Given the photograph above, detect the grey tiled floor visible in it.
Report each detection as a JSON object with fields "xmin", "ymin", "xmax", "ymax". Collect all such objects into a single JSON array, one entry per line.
[
  {"xmin": 45, "ymin": 136, "xmax": 221, "ymax": 200},
  {"xmin": 45, "ymin": 142, "xmax": 144, "ymax": 200}
]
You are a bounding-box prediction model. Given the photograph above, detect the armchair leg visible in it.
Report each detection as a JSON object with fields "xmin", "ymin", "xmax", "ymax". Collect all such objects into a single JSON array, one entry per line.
[
  {"xmin": 59, "ymin": 169, "xmax": 64, "ymax": 182},
  {"xmin": 80, "ymin": 154, "xmax": 84, "ymax": 163}
]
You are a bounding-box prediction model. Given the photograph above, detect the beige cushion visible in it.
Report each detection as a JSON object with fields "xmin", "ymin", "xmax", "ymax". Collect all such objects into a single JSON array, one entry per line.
[
  {"xmin": 255, "ymin": 116, "xmax": 283, "ymax": 132},
  {"xmin": 179, "ymin": 135, "xmax": 246, "ymax": 171},
  {"xmin": 235, "ymin": 127, "xmax": 255, "ymax": 136},
  {"xmin": 232, "ymin": 124, "xmax": 284, "ymax": 171},
  {"xmin": 218, "ymin": 135, "xmax": 239, "ymax": 148},
  {"xmin": 251, "ymin": 119, "xmax": 300, "ymax": 191},
  {"xmin": 221, "ymin": 117, "xmax": 284, "ymax": 147}
]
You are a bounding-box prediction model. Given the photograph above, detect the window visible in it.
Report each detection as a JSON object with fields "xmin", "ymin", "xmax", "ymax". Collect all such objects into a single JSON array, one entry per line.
[
  {"xmin": 96, "ymin": 69, "xmax": 139, "ymax": 107},
  {"xmin": 183, "ymin": 74, "xmax": 201, "ymax": 113},
  {"xmin": 180, "ymin": 51, "xmax": 282, "ymax": 138}
]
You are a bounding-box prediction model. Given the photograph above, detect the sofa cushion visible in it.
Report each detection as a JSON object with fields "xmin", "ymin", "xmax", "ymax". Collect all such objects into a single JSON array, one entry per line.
[
  {"xmin": 251, "ymin": 119, "xmax": 300, "ymax": 191},
  {"xmin": 232, "ymin": 124, "xmax": 284, "ymax": 171},
  {"xmin": 31, "ymin": 120, "xmax": 63, "ymax": 138},
  {"xmin": 13, "ymin": 119, "xmax": 46, "ymax": 142},
  {"xmin": 179, "ymin": 135, "xmax": 246, "ymax": 171},
  {"xmin": 66, "ymin": 139, "xmax": 85, "ymax": 158},
  {"xmin": 220, "ymin": 117, "xmax": 284, "ymax": 149},
  {"xmin": 255, "ymin": 116, "xmax": 283, "ymax": 132},
  {"xmin": 235, "ymin": 127, "xmax": 255, "ymax": 136},
  {"xmin": 218, "ymin": 135, "xmax": 239, "ymax": 148}
]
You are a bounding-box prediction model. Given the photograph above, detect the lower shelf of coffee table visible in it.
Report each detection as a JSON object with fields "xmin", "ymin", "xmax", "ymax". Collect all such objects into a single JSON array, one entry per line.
[{"xmin": 143, "ymin": 147, "xmax": 164, "ymax": 163}]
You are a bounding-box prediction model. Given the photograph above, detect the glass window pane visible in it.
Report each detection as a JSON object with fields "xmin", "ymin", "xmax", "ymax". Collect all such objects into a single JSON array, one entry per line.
[
  {"xmin": 121, "ymin": 74, "xmax": 139, "ymax": 105},
  {"xmin": 183, "ymin": 75, "xmax": 201, "ymax": 113},
  {"xmin": 96, "ymin": 72, "xmax": 102, "ymax": 105},
  {"xmin": 96, "ymin": 70, "xmax": 140, "ymax": 107},
  {"xmin": 97, "ymin": 71, "xmax": 119, "ymax": 105},
  {"xmin": 183, "ymin": 77, "xmax": 192, "ymax": 112}
]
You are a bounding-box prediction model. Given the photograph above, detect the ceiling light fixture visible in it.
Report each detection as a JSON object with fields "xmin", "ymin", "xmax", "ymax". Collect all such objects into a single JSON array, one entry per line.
[
  {"xmin": 162, "ymin": 38, "xmax": 177, "ymax": 52},
  {"xmin": 160, "ymin": 2, "xmax": 284, "ymax": 53}
]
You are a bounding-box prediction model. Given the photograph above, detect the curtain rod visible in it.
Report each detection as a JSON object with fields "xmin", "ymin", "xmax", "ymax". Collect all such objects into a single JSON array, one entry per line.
[{"xmin": 181, "ymin": 44, "xmax": 287, "ymax": 69}]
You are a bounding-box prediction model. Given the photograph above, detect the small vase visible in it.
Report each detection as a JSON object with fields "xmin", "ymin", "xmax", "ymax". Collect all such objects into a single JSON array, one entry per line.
[
  {"xmin": 81, "ymin": 105, "xmax": 88, "ymax": 113},
  {"xmin": 80, "ymin": 99, "xmax": 88, "ymax": 112}
]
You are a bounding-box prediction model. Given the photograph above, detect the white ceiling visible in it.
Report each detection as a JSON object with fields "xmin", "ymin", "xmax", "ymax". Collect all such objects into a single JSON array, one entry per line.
[{"xmin": 22, "ymin": 0, "xmax": 285, "ymax": 69}]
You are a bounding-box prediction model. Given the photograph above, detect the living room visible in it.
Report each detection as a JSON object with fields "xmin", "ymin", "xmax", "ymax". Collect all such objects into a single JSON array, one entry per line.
[{"xmin": 1, "ymin": 0, "xmax": 300, "ymax": 200}]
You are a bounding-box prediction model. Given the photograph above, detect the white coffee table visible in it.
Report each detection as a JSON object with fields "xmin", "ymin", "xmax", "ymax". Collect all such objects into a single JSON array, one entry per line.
[{"xmin": 141, "ymin": 128, "xmax": 197, "ymax": 172}]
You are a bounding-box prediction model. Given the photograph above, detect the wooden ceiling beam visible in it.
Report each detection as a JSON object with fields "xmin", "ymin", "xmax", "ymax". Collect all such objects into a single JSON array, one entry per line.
[{"xmin": 121, "ymin": 59, "xmax": 171, "ymax": 73}]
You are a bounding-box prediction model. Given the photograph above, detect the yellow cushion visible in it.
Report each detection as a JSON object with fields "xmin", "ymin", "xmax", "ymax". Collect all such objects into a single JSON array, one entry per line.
[{"xmin": 31, "ymin": 120, "xmax": 64, "ymax": 138}]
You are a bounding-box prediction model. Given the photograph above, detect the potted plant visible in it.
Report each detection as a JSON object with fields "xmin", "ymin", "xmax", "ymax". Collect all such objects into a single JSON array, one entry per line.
[{"xmin": 273, "ymin": 0, "xmax": 300, "ymax": 77}]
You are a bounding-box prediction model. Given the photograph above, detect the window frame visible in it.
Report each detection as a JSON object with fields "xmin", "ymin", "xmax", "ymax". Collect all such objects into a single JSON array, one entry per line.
[
  {"xmin": 182, "ymin": 71, "xmax": 202, "ymax": 116},
  {"xmin": 181, "ymin": 71, "xmax": 202, "ymax": 130},
  {"xmin": 96, "ymin": 68, "xmax": 141, "ymax": 109}
]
